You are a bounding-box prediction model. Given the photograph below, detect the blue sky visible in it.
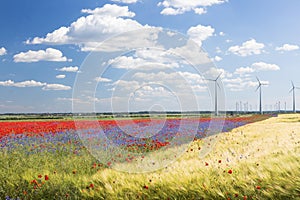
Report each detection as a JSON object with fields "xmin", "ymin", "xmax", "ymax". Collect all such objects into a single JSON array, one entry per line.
[{"xmin": 0, "ymin": 0, "xmax": 300, "ymax": 113}]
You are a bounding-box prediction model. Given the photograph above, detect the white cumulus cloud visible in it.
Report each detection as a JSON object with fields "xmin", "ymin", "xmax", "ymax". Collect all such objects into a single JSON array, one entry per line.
[
  {"xmin": 0, "ymin": 47, "xmax": 7, "ymax": 56},
  {"xmin": 0, "ymin": 80, "xmax": 45, "ymax": 87},
  {"xmin": 81, "ymin": 4, "xmax": 135, "ymax": 17},
  {"xmin": 187, "ymin": 25, "xmax": 215, "ymax": 47},
  {"xmin": 213, "ymin": 56, "xmax": 222, "ymax": 62},
  {"xmin": 26, "ymin": 4, "xmax": 155, "ymax": 52},
  {"xmin": 158, "ymin": 0, "xmax": 227, "ymax": 15},
  {"xmin": 42, "ymin": 84, "xmax": 71, "ymax": 91},
  {"xmin": 0, "ymin": 79, "xmax": 71, "ymax": 91},
  {"xmin": 228, "ymin": 39, "xmax": 265, "ymax": 57},
  {"xmin": 252, "ymin": 62, "xmax": 280, "ymax": 71},
  {"xmin": 95, "ymin": 77, "xmax": 112, "ymax": 82},
  {"xmin": 56, "ymin": 74, "xmax": 66, "ymax": 79},
  {"xmin": 57, "ymin": 66, "xmax": 79, "ymax": 72},
  {"xmin": 276, "ymin": 44, "xmax": 299, "ymax": 51},
  {"xmin": 234, "ymin": 67, "xmax": 255, "ymax": 75},
  {"xmin": 111, "ymin": 0, "xmax": 138, "ymax": 4},
  {"xmin": 13, "ymin": 48, "xmax": 69, "ymax": 63}
]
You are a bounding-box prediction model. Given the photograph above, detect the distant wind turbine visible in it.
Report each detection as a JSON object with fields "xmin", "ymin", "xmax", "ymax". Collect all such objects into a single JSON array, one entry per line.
[
  {"xmin": 207, "ymin": 73, "xmax": 222, "ymax": 116},
  {"xmin": 289, "ymin": 81, "xmax": 300, "ymax": 113},
  {"xmin": 255, "ymin": 77, "xmax": 268, "ymax": 114}
]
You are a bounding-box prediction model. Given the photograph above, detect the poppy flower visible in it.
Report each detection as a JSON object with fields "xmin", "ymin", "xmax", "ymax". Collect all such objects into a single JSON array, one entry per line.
[
  {"xmin": 256, "ymin": 186, "xmax": 261, "ymax": 190},
  {"xmin": 38, "ymin": 174, "xmax": 42, "ymax": 178},
  {"xmin": 228, "ymin": 169, "xmax": 233, "ymax": 174},
  {"xmin": 143, "ymin": 185, "xmax": 149, "ymax": 189},
  {"xmin": 89, "ymin": 183, "xmax": 94, "ymax": 189},
  {"xmin": 45, "ymin": 175, "xmax": 49, "ymax": 181},
  {"xmin": 205, "ymin": 162, "xmax": 209, "ymax": 166}
]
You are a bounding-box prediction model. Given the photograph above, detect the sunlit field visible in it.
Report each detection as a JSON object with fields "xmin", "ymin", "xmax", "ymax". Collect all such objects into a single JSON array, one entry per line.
[{"xmin": 0, "ymin": 114, "xmax": 299, "ymax": 199}]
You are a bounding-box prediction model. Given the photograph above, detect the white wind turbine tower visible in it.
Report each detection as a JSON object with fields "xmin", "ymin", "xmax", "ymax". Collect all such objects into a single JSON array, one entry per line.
[
  {"xmin": 289, "ymin": 81, "xmax": 300, "ymax": 113},
  {"xmin": 207, "ymin": 73, "xmax": 222, "ymax": 116},
  {"xmin": 255, "ymin": 77, "xmax": 268, "ymax": 114}
]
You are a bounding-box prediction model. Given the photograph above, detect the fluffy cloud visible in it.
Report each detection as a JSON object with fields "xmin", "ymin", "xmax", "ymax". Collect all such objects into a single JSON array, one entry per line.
[
  {"xmin": 95, "ymin": 77, "xmax": 112, "ymax": 82},
  {"xmin": 0, "ymin": 80, "xmax": 71, "ymax": 91},
  {"xmin": 219, "ymin": 32, "xmax": 225, "ymax": 36},
  {"xmin": 42, "ymin": 84, "xmax": 71, "ymax": 91},
  {"xmin": 111, "ymin": 0, "xmax": 138, "ymax": 4},
  {"xmin": 160, "ymin": 7, "xmax": 185, "ymax": 15},
  {"xmin": 81, "ymin": 4, "xmax": 135, "ymax": 17},
  {"xmin": 234, "ymin": 67, "xmax": 255, "ymax": 75},
  {"xmin": 204, "ymin": 67, "xmax": 232, "ymax": 79},
  {"xmin": 131, "ymin": 71, "xmax": 207, "ymax": 93},
  {"xmin": 13, "ymin": 48, "xmax": 69, "ymax": 63},
  {"xmin": 187, "ymin": 25, "xmax": 215, "ymax": 47},
  {"xmin": 276, "ymin": 44, "xmax": 299, "ymax": 51},
  {"xmin": 213, "ymin": 56, "xmax": 222, "ymax": 62},
  {"xmin": 57, "ymin": 66, "xmax": 79, "ymax": 72},
  {"xmin": 157, "ymin": 0, "xmax": 227, "ymax": 15},
  {"xmin": 252, "ymin": 62, "xmax": 280, "ymax": 71},
  {"xmin": 26, "ymin": 4, "xmax": 155, "ymax": 52},
  {"xmin": 0, "ymin": 47, "xmax": 7, "ymax": 56},
  {"xmin": 228, "ymin": 39, "xmax": 265, "ymax": 57},
  {"xmin": 224, "ymin": 79, "xmax": 257, "ymax": 91},
  {"xmin": 107, "ymin": 55, "xmax": 179, "ymax": 70},
  {"xmin": 0, "ymin": 80, "xmax": 45, "ymax": 87},
  {"xmin": 233, "ymin": 62, "xmax": 280, "ymax": 77},
  {"xmin": 193, "ymin": 8, "xmax": 207, "ymax": 15},
  {"xmin": 56, "ymin": 74, "xmax": 66, "ymax": 79}
]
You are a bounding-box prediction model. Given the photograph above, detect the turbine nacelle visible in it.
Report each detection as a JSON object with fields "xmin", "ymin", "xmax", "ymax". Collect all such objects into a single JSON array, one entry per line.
[
  {"xmin": 255, "ymin": 76, "xmax": 268, "ymax": 92},
  {"xmin": 206, "ymin": 72, "xmax": 222, "ymax": 88},
  {"xmin": 289, "ymin": 81, "xmax": 300, "ymax": 93}
]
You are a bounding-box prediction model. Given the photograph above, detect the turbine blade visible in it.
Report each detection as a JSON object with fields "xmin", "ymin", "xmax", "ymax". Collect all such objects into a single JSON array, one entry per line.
[
  {"xmin": 289, "ymin": 88, "xmax": 293, "ymax": 93},
  {"xmin": 215, "ymin": 72, "xmax": 222, "ymax": 81},
  {"xmin": 256, "ymin": 76, "xmax": 260, "ymax": 84},
  {"xmin": 255, "ymin": 85, "xmax": 260, "ymax": 92},
  {"xmin": 206, "ymin": 79, "xmax": 214, "ymax": 82},
  {"xmin": 291, "ymin": 81, "xmax": 295, "ymax": 88},
  {"xmin": 216, "ymin": 81, "xmax": 221, "ymax": 89}
]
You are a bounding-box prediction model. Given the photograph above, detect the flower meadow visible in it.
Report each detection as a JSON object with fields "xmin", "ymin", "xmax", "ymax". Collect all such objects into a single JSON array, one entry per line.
[{"xmin": 1, "ymin": 114, "xmax": 299, "ymax": 199}]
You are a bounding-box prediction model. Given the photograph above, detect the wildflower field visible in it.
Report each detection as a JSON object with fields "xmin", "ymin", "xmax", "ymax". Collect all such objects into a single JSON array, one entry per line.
[{"xmin": 0, "ymin": 114, "xmax": 299, "ymax": 199}]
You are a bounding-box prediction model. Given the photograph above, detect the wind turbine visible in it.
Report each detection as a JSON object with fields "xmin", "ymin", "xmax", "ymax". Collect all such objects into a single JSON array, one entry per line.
[
  {"xmin": 289, "ymin": 81, "xmax": 300, "ymax": 113},
  {"xmin": 255, "ymin": 77, "xmax": 268, "ymax": 114},
  {"xmin": 207, "ymin": 73, "xmax": 222, "ymax": 116}
]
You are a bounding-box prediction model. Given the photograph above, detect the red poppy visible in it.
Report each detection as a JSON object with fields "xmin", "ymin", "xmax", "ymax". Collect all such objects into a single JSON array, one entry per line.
[
  {"xmin": 228, "ymin": 169, "xmax": 233, "ymax": 174},
  {"xmin": 89, "ymin": 183, "xmax": 94, "ymax": 189},
  {"xmin": 45, "ymin": 175, "xmax": 49, "ymax": 181},
  {"xmin": 256, "ymin": 186, "xmax": 261, "ymax": 190},
  {"xmin": 143, "ymin": 185, "xmax": 149, "ymax": 189},
  {"xmin": 205, "ymin": 162, "xmax": 209, "ymax": 166}
]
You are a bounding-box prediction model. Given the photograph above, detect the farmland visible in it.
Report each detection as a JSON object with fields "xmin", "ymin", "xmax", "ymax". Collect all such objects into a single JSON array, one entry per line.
[{"xmin": 0, "ymin": 114, "xmax": 299, "ymax": 199}]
